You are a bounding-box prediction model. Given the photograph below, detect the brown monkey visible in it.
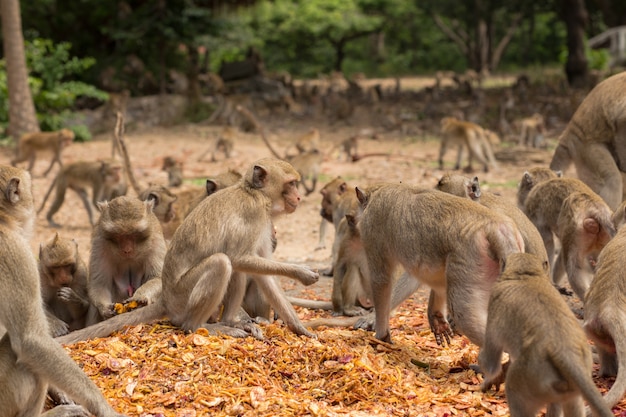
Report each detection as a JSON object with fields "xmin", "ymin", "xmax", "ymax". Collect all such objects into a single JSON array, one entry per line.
[
  {"xmin": 286, "ymin": 127, "xmax": 320, "ymax": 157},
  {"xmin": 161, "ymin": 156, "xmax": 183, "ymax": 187},
  {"xmin": 516, "ymin": 167, "xmax": 562, "ymax": 209},
  {"xmin": 583, "ymin": 218, "xmax": 626, "ymax": 412},
  {"xmin": 439, "ymin": 117, "xmax": 498, "ymax": 172},
  {"xmin": 57, "ymin": 158, "xmax": 319, "ymax": 344},
  {"xmin": 11, "ymin": 128, "xmax": 75, "ymax": 177},
  {"xmin": 39, "ymin": 233, "xmax": 90, "ymax": 337},
  {"xmin": 38, "ymin": 159, "xmax": 124, "ymax": 228},
  {"xmin": 328, "ymin": 136, "xmax": 359, "ymax": 162},
  {"xmin": 436, "ymin": 174, "xmax": 549, "ymax": 266},
  {"xmin": 198, "ymin": 125, "xmax": 236, "ymax": 162},
  {"xmin": 523, "ymin": 176, "xmax": 605, "ymax": 288},
  {"xmin": 518, "ymin": 113, "xmax": 546, "ymax": 148},
  {"xmin": 0, "ymin": 165, "xmax": 125, "ymax": 417},
  {"xmin": 316, "ymin": 177, "xmax": 350, "ymax": 250},
  {"xmin": 549, "ymin": 71, "xmax": 626, "ymax": 210},
  {"xmin": 287, "ymin": 149, "xmax": 323, "ymax": 196},
  {"xmin": 556, "ymin": 191, "xmax": 615, "ymax": 300},
  {"xmin": 357, "ymin": 184, "xmax": 524, "ymax": 347},
  {"xmin": 86, "ymin": 195, "xmax": 166, "ymax": 324},
  {"xmin": 611, "ymin": 199, "xmax": 626, "ymax": 230},
  {"xmin": 478, "ymin": 253, "xmax": 613, "ymax": 417}
]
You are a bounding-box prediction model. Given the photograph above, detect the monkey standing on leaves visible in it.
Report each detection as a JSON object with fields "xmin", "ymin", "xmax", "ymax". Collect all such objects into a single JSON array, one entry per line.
[
  {"xmin": 478, "ymin": 253, "xmax": 613, "ymax": 417},
  {"xmin": 57, "ymin": 158, "xmax": 319, "ymax": 344},
  {"xmin": 0, "ymin": 164, "xmax": 126, "ymax": 417}
]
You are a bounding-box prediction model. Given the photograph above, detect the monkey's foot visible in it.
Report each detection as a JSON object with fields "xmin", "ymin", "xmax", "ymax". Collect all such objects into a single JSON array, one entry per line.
[
  {"xmin": 342, "ymin": 306, "xmax": 371, "ymax": 317},
  {"xmin": 46, "ymin": 404, "xmax": 91, "ymax": 417},
  {"xmin": 353, "ymin": 314, "xmax": 375, "ymax": 331},
  {"xmin": 478, "ymin": 360, "xmax": 509, "ymax": 392},
  {"xmin": 557, "ymin": 286, "xmax": 573, "ymax": 296},
  {"xmin": 202, "ymin": 322, "xmax": 264, "ymax": 340}
]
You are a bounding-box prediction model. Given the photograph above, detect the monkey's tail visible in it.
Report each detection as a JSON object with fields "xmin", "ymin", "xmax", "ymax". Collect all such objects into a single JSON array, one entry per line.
[
  {"xmin": 235, "ymin": 105, "xmax": 283, "ymax": 159},
  {"xmin": 55, "ymin": 302, "xmax": 165, "ymax": 345},
  {"xmin": 113, "ymin": 112, "xmax": 143, "ymax": 195},
  {"xmin": 304, "ymin": 316, "xmax": 360, "ymax": 329},
  {"xmin": 287, "ymin": 296, "xmax": 333, "ymax": 311},
  {"xmin": 37, "ymin": 175, "xmax": 58, "ymax": 214},
  {"xmin": 550, "ymin": 353, "xmax": 614, "ymax": 417}
]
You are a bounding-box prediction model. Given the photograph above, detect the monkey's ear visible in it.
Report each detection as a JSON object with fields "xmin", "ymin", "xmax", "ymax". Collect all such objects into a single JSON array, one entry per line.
[
  {"xmin": 39, "ymin": 243, "xmax": 44, "ymax": 259},
  {"xmin": 205, "ymin": 179, "xmax": 218, "ymax": 196},
  {"xmin": 541, "ymin": 260, "xmax": 549, "ymax": 274},
  {"xmin": 555, "ymin": 170, "xmax": 563, "ymax": 177},
  {"xmin": 5, "ymin": 177, "xmax": 21, "ymax": 204},
  {"xmin": 338, "ymin": 182, "xmax": 348, "ymax": 194},
  {"xmin": 52, "ymin": 232, "xmax": 59, "ymax": 244},
  {"xmin": 470, "ymin": 177, "xmax": 481, "ymax": 199},
  {"xmin": 96, "ymin": 201, "xmax": 108, "ymax": 212},
  {"xmin": 146, "ymin": 192, "xmax": 160, "ymax": 207},
  {"xmin": 355, "ymin": 186, "xmax": 368, "ymax": 208},
  {"xmin": 345, "ymin": 214, "xmax": 357, "ymax": 228},
  {"xmin": 499, "ymin": 258, "xmax": 507, "ymax": 274},
  {"xmin": 251, "ymin": 165, "xmax": 268, "ymax": 189}
]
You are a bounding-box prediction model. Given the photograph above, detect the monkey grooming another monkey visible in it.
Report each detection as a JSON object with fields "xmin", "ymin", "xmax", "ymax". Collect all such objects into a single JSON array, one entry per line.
[
  {"xmin": 439, "ymin": 117, "xmax": 498, "ymax": 172},
  {"xmin": 57, "ymin": 158, "xmax": 319, "ymax": 344},
  {"xmin": 11, "ymin": 128, "xmax": 75, "ymax": 177},
  {"xmin": 549, "ymin": 71, "xmax": 626, "ymax": 210},
  {"xmin": 0, "ymin": 164, "xmax": 125, "ymax": 417},
  {"xmin": 86, "ymin": 195, "xmax": 166, "ymax": 324},
  {"xmin": 39, "ymin": 233, "xmax": 90, "ymax": 337},
  {"xmin": 357, "ymin": 184, "xmax": 524, "ymax": 347},
  {"xmin": 478, "ymin": 253, "xmax": 613, "ymax": 417},
  {"xmin": 583, "ymin": 217, "xmax": 626, "ymax": 413},
  {"xmin": 38, "ymin": 159, "xmax": 124, "ymax": 228}
]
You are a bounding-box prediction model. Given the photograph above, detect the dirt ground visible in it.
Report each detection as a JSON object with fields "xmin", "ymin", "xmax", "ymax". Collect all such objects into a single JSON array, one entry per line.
[{"xmin": 4, "ymin": 87, "xmax": 624, "ymax": 415}]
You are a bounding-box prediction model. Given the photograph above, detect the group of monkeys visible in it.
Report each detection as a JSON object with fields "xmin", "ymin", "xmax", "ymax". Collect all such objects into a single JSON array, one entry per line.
[{"xmin": 1, "ymin": 71, "xmax": 626, "ymax": 416}]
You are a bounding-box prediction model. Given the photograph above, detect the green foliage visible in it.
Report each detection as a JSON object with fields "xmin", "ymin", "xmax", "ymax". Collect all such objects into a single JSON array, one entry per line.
[{"xmin": 0, "ymin": 39, "xmax": 108, "ymax": 141}]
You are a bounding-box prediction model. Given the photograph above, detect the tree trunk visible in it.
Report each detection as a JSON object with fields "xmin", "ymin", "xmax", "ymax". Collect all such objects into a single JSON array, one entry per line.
[
  {"xmin": 0, "ymin": 0, "xmax": 40, "ymax": 139},
  {"xmin": 559, "ymin": 0, "xmax": 589, "ymax": 88}
]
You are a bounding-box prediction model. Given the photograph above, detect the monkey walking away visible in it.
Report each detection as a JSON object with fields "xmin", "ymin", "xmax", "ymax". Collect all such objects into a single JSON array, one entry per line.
[
  {"xmin": 57, "ymin": 158, "xmax": 319, "ymax": 345},
  {"xmin": 0, "ymin": 164, "xmax": 126, "ymax": 417},
  {"xmin": 439, "ymin": 116, "xmax": 498, "ymax": 172},
  {"xmin": 479, "ymin": 253, "xmax": 613, "ymax": 417},
  {"xmin": 11, "ymin": 128, "xmax": 75, "ymax": 177}
]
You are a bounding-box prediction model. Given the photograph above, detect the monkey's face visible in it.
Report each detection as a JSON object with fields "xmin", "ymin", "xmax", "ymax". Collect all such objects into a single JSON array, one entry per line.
[
  {"xmin": 48, "ymin": 264, "xmax": 76, "ymax": 287},
  {"xmin": 282, "ymin": 180, "xmax": 301, "ymax": 214}
]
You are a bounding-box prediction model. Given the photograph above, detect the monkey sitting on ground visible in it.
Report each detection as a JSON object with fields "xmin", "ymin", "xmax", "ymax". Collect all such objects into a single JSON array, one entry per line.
[
  {"xmin": 161, "ymin": 156, "xmax": 183, "ymax": 187},
  {"xmin": 549, "ymin": 71, "xmax": 626, "ymax": 210},
  {"xmin": 478, "ymin": 253, "xmax": 613, "ymax": 417},
  {"xmin": 38, "ymin": 159, "xmax": 124, "ymax": 228},
  {"xmin": 11, "ymin": 128, "xmax": 75, "ymax": 177},
  {"xmin": 85, "ymin": 196, "xmax": 166, "ymax": 325},
  {"xmin": 582, "ymin": 214, "xmax": 626, "ymax": 413},
  {"xmin": 438, "ymin": 116, "xmax": 498, "ymax": 173},
  {"xmin": 57, "ymin": 158, "xmax": 319, "ymax": 344},
  {"xmin": 39, "ymin": 233, "xmax": 90, "ymax": 337},
  {"xmin": 518, "ymin": 113, "xmax": 546, "ymax": 148},
  {"xmin": 0, "ymin": 164, "xmax": 126, "ymax": 417}
]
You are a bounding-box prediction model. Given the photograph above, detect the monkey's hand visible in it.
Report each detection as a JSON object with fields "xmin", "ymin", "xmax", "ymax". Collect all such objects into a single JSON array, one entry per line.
[
  {"xmin": 57, "ymin": 287, "xmax": 82, "ymax": 305},
  {"xmin": 100, "ymin": 303, "xmax": 118, "ymax": 320},
  {"xmin": 293, "ymin": 266, "xmax": 319, "ymax": 286},
  {"xmin": 429, "ymin": 311, "xmax": 454, "ymax": 346}
]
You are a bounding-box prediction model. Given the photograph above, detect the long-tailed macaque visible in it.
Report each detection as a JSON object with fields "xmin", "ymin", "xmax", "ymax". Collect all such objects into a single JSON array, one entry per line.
[
  {"xmin": 86, "ymin": 196, "xmax": 166, "ymax": 324},
  {"xmin": 0, "ymin": 165, "xmax": 125, "ymax": 417},
  {"xmin": 518, "ymin": 113, "xmax": 546, "ymax": 148},
  {"xmin": 11, "ymin": 128, "xmax": 75, "ymax": 177},
  {"xmin": 522, "ymin": 176, "xmax": 610, "ymax": 289},
  {"xmin": 57, "ymin": 158, "xmax": 319, "ymax": 344},
  {"xmin": 161, "ymin": 156, "xmax": 183, "ymax": 187},
  {"xmin": 39, "ymin": 233, "xmax": 90, "ymax": 337},
  {"xmin": 516, "ymin": 167, "xmax": 562, "ymax": 209},
  {"xmin": 583, "ymin": 216, "xmax": 626, "ymax": 413},
  {"xmin": 549, "ymin": 71, "xmax": 626, "ymax": 210},
  {"xmin": 478, "ymin": 253, "xmax": 613, "ymax": 417},
  {"xmin": 357, "ymin": 184, "xmax": 524, "ymax": 347},
  {"xmin": 198, "ymin": 125, "xmax": 236, "ymax": 162},
  {"xmin": 439, "ymin": 117, "xmax": 498, "ymax": 172},
  {"xmin": 285, "ymin": 127, "xmax": 320, "ymax": 157},
  {"xmin": 287, "ymin": 149, "xmax": 323, "ymax": 196},
  {"xmin": 316, "ymin": 177, "xmax": 350, "ymax": 250},
  {"xmin": 38, "ymin": 159, "xmax": 124, "ymax": 227},
  {"xmin": 556, "ymin": 191, "xmax": 615, "ymax": 300}
]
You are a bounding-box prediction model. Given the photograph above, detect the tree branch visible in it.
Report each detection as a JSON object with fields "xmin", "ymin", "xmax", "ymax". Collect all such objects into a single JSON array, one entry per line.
[
  {"xmin": 433, "ymin": 14, "xmax": 468, "ymax": 55},
  {"xmin": 490, "ymin": 13, "xmax": 522, "ymax": 70}
]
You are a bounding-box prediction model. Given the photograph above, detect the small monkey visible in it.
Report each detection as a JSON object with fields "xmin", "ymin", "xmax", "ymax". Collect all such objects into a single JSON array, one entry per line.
[
  {"xmin": 57, "ymin": 158, "xmax": 319, "ymax": 344},
  {"xmin": 478, "ymin": 253, "xmax": 613, "ymax": 417},
  {"xmin": 549, "ymin": 71, "xmax": 626, "ymax": 210},
  {"xmin": 198, "ymin": 125, "xmax": 236, "ymax": 162},
  {"xmin": 0, "ymin": 165, "xmax": 125, "ymax": 417},
  {"xmin": 287, "ymin": 149, "xmax": 323, "ymax": 196},
  {"xmin": 285, "ymin": 127, "xmax": 320, "ymax": 157},
  {"xmin": 39, "ymin": 233, "xmax": 90, "ymax": 337},
  {"xmin": 317, "ymin": 176, "xmax": 351, "ymax": 250},
  {"xmin": 161, "ymin": 156, "xmax": 183, "ymax": 187},
  {"xmin": 583, "ymin": 217, "xmax": 626, "ymax": 413},
  {"xmin": 439, "ymin": 117, "xmax": 498, "ymax": 172},
  {"xmin": 38, "ymin": 159, "xmax": 124, "ymax": 227},
  {"xmin": 518, "ymin": 113, "xmax": 546, "ymax": 148},
  {"xmin": 516, "ymin": 167, "xmax": 562, "ymax": 209},
  {"xmin": 11, "ymin": 128, "xmax": 75, "ymax": 177},
  {"xmin": 86, "ymin": 195, "xmax": 166, "ymax": 324}
]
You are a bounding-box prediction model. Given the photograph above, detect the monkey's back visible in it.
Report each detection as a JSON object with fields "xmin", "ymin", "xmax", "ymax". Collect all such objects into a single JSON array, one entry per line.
[{"xmin": 524, "ymin": 177, "xmax": 596, "ymax": 227}]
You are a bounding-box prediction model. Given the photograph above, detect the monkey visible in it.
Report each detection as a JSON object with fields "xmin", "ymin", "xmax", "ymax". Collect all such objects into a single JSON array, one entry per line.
[
  {"xmin": 85, "ymin": 195, "xmax": 166, "ymax": 324},
  {"xmin": 516, "ymin": 167, "xmax": 562, "ymax": 210},
  {"xmin": 555, "ymin": 191, "xmax": 615, "ymax": 300},
  {"xmin": 38, "ymin": 159, "xmax": 124, "ymax": 228},
  {"xmin": 582, "ymin": 217, "xmax": 626, "ymax": 413},
  {"xmin": 0, "ymin": 164, "xmax": 126, "ymax": 417},
  {"xmin": 39, "ymin": 233, "xmax": 90, "ymax": 337},
  {"xmin": 611, "ymin": 199, "xmax": 626, "ymax": 230},
  {"xmin": 286, "ymin": 149, "xmax": 323, "ymax": 196},
  {"xmin": 549, "ymin": 71, "xmax": 626, "ymax": 210},
  {"xmin": 438, "ymin": 117, "xmax": 498, "ymax": 173},
  {"xmin": 11, "ymin": 128, "xmax": 75, "ymax": 177},
  {"xmin": 285, "ymin": 127, "xmax": 320, "ymax": 157},
  {"xmin": 522, "ymin": 176, "xmax": 608, "ymax": 289},
  {"xmin": 518, "ymin": 113, "xmax": 546, "ymax": 148},
  {"xmin": 478, "ymin": 252, "xmax": 614, "ymax": 417},
  {"xmin": 355, "ymin": 184, "xmax": 524, "ymax": 348},
  {"xmin": 327, "ymin": 136, "xmax": 359, "ymax": 162},
  {"xmin": 316, "ymin": 176, "xmax": 351, "ymax": 251},
  {"xmin": 161, "ymin": 156, "xmax": 183, "ymax": 187},
  {"xmin": 436, "ymin": 174, "xmax": 549, "ymax": 266},
  {"xmin": 198, "ymin": 125, "xmax": 236, "ymax": 162},
  {"xmin": 56, "ymin": 158, "xmax": 320, "ymax": 344}
]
